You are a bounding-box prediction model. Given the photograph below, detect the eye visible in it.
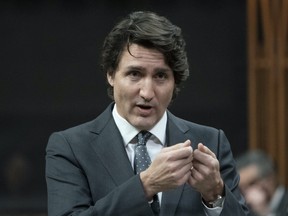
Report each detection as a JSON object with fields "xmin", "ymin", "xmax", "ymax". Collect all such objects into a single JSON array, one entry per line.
[
  {"xmin": 127, "ymin": 70, "xmax": 141, "ymax": 80},
  {"xmin": 155, "ymin": 71, "xmax": 168, "ymax": 81}
]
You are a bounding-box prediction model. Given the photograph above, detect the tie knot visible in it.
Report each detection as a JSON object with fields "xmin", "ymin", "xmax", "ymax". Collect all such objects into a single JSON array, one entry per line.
[{"xmin": 137, "ymin": 131, "xmax": 152, "ymax": 146}]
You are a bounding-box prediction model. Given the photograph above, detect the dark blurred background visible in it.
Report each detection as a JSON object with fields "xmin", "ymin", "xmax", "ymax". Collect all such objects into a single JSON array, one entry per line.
[{"xmin": 0, "ymin": 0, "xmax": 247, "ymax": 214}]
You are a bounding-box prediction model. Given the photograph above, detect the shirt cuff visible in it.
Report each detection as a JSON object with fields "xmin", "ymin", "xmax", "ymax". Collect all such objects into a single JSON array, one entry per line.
[{"xmin": 202, "ymin": 197, "xmax": 225, "ymax": 216}]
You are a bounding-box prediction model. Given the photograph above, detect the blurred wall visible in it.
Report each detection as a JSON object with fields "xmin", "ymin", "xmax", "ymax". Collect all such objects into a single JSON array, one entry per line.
[{"xmin": 0, "ymin": 0, "xmax": 247, "ymax": 213}]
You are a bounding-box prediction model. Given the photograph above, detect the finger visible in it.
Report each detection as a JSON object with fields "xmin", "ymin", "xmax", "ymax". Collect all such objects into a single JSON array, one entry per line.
[
  {"xmin": 191, "ymin": 160, "xmax": 210, "ymax": 176},
  {"xmin": 187, "ymin": 175, "xmax": 196, "ymax": 189},
  {"xmin": 169, "ymin": 149, "xmax": 194, "ymax": 166},
  {"xmin": 162, "ymin": 140, "xmax": 192, "ymax": 153},
  {"xmin": 177, "ymin": 163, "xmax": 194, "ymax": 183},
  {"xmin": 198, "ymin": 143, "xmax": 216, "ymax": 159},
  {"xmin": 160, "ymin": 144, "xmax": 182, "ymax": 154},
  {"xmin": 168, "ymin": 146, "xmax": 193, "ymax": 160},
  {"xmin": 189, "ymin": 164, "xmax": 202, "ymax": 182},
  {"xmin": 192, "ymin": 148, "xmax": 218, "ymax": 168},
  {"xmin": 183, "ymin": 139, "xmax": 192, "ymax": 147},
  {"xmin": 178, "ymin": 160, "xmax": 193, "ymax": 173},
  {"xmin": 192, "ymin": 149, "xmax": 209, "ymax": 163},
  {"xmin": 160, "ymin": 148, "xmax": 193, "ymax": 164}
]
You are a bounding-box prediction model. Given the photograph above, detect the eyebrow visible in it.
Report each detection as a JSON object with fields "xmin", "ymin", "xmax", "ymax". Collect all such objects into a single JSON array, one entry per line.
[
  {"xmin": 126, "ymin": 65, "xmax": 144, "ymax": 71},
  {"xmin": 125, "ymin": 65, "xmax": 172, "ymax": 73}
]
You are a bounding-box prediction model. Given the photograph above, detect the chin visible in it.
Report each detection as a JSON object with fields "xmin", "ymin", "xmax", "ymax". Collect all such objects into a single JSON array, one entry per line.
[
  {"xmin": 136, "ymin": 122, "xmax": 155, "ymax": 131},
  {"xmin": 131, "ymin": 116, "xmax": 158, "ymax": 130}
]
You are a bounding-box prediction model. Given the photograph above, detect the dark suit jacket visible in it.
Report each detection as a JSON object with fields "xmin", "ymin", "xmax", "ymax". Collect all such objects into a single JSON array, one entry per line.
[
  {"xmin": 275, "ymin": 188, "xmax": 288, "ymax": 216},
  {"xmin": 46, "ymin": 103, "xmax": 250, "ymax": 216}
]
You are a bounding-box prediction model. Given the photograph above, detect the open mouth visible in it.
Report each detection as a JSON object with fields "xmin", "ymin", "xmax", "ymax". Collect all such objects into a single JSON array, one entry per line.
[
  {"xmin": 136, "ymin": 104, "xmax": 153, "ymax": 115},
  {"xmin": 138, "ymin": 104, "xmax": 152, "ymax": 110}
]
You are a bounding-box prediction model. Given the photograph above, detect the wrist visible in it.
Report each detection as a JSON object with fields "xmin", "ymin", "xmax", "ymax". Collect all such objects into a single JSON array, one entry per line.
[
  {"xmin": 202, "ymin": 179, "xmax": 225, "ymax": 202},
  {"xmin": 139, "ymin": 171, "xmax": 156, "ymax": 200},
  {"xmin": 204, "ymin": 194, "xmax": 225, "ymax": 208}
]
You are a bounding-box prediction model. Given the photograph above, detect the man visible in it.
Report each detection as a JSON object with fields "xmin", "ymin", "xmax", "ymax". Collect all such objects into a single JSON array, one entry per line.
[
  {"xmin": 236, "ymin": 150, "xmax": 288, "ymax": 216},
  {"xmin": 46, "ymin": 11, "xmax": 249, "ymax": 215}
]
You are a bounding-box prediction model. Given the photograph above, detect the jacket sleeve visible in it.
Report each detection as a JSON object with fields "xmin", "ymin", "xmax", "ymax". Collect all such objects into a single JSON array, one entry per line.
[
  {"xmin": 216, "ymin": 129, "xmax": 251, "ymax": 216},
  {"xmin": 45, "ymin": 132, "xmax": 154, "ymax": 216}
]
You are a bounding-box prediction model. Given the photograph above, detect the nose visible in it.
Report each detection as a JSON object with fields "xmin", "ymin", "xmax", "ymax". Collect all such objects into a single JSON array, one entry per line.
[{"xmin": 139, "ymin": 78, "xmax": 155, "ymax": 102}]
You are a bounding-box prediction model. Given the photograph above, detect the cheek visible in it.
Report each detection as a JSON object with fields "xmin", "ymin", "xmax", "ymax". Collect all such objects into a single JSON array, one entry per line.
[
  {"xmin": 114, "ymin": 82, "xmax": 136, "ymax": 101},
  {"xmin": 158, "ymin": 89, "xmax": 173, "ymax": 108},
  {"xmin": 164, "ymin": 85, "xmax": 174, "ymax": 100}
]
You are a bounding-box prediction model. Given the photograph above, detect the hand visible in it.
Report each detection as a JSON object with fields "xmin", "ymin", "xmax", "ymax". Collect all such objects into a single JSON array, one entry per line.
[
  {"xmin": 140, "ymin": 140, "xmax": 193, "ymax": 199},
  {"xmin": 187, "ymin": 143, "xmax": 224, "ymax": 202},
  {"xmin": 244, "ymin": 185, "xmax": 269, "ymax": 216}
]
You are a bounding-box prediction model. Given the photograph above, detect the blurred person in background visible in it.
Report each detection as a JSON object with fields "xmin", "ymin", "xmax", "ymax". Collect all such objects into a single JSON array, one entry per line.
[{"xmin": 236, "ymin": 150, "xmax": 288, "ymax": 216}]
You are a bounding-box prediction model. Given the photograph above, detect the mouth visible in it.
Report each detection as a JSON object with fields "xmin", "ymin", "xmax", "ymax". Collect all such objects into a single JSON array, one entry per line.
[
  {"xmin": 136, "ymin": 104, "xmax": 153, "ymax": 115},
  {"xmin": 137, "ymin": 104, "xmax": 152, "ymax": 110}
]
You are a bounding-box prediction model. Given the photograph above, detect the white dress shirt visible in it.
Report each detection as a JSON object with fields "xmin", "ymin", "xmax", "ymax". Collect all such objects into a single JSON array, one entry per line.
[
  {"xmin": 112, "ymin": 104, "xmax": 222, "ymax": 216},
  {"xmin": 112, "ymin": 104, "xmax": 165, "ymax": 204}
]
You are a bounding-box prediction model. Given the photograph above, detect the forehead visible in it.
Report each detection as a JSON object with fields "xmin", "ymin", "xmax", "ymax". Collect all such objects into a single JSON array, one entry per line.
[
  {"xmin": 118, "ymin": 44, "xmax": 168, "ymax": 66},
  {"xmin": 239, "ymin": 164, "xmax": 260, "ymax": 185}
]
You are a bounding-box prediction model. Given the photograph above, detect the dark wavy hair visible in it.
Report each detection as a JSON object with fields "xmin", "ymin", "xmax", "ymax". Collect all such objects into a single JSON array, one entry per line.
[{"xmin": 101, "ymin": 11, "xmax": 189, "ymax": 100}]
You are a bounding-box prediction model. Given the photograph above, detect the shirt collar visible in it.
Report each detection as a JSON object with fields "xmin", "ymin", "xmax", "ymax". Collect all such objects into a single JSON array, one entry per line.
[
  {"xmin": 269, "ymin": 185, "xmax": 286, "ymax": 212},
  {"xmin": 112, "ymin": 104, "xmax": 167, "ymax": 146}
]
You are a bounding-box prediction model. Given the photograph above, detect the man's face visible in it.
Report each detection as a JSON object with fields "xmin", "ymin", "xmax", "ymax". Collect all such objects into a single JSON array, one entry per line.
[
  {"xmin": 107, "ymin": 43, "xmax": 175, "ymax": 130},
  {"xmin": 238, "ymin": 164, "xmax": 260, "ymax": 191},
  {"xmin": 238, "ymin": 165, "xmax": 274, "ymax": 213}
]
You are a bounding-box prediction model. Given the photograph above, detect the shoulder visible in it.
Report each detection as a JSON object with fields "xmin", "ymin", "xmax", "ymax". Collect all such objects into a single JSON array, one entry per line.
[
  {"xmin": 276, "ymin": 188, "xmax": 288, "ymax": 215},
  {"xmin": 167, "ymin": 111, "xmax": 229, "ymax": 152},
  {"xmin": 49, "ymin": 103, "xmax": 114, "ymax": 145},
  {"xmin": 167, "ymin": 111, "xmax": 220, "ymax": 134}
]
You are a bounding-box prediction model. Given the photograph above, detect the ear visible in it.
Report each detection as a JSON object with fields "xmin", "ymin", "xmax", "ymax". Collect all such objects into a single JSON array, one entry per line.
[{"xmin": 107, "ymin": 73, "xmax": 114, "ymax": 86}]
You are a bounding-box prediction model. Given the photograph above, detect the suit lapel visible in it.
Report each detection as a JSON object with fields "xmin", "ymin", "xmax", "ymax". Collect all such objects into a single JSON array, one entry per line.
[
  {"xmin": 89, "ymin": 104, "xmax": 134, "ymax": 186},
  {"xmin": 160, "ymin": 112, "xmax": 191, "ymax": 216}
]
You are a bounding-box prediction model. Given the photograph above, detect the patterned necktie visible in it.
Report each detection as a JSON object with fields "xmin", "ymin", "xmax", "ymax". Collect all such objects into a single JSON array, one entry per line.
[{"xmin": 134, "ymin": 131, "xmax": 160, "ymax": 215}]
